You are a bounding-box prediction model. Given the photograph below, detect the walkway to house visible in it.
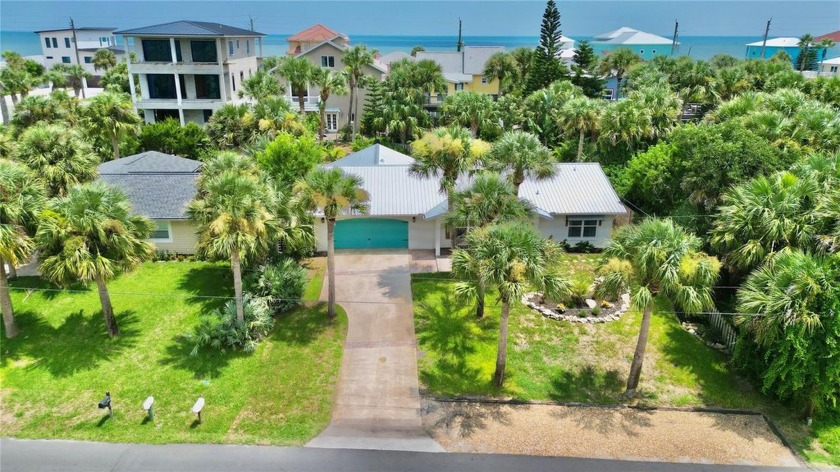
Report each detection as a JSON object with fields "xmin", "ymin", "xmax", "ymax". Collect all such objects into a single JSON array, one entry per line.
[{"xmin": 306, "ymin": 249, "xmax": 444, "ymax": 452}]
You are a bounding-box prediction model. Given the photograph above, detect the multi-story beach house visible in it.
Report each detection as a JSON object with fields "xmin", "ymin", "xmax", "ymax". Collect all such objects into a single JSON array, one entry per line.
[
  {"xmin": 35, "ymin": 26, "xmax": 124, "ymax": 86},
  {"xmin": 281, "ymin": 24, "xmax": 386, "ymax": 134},
  {"xmin": 591, "ymin": 27, "xmax": 675, "ymax": 60},
  {"xmin": 115, "ymin": 20, "xmax": 264, "ymax": 125},
  {"xmin": 415, "ymin": 46, "xmax": 505, "ymax": 106}
]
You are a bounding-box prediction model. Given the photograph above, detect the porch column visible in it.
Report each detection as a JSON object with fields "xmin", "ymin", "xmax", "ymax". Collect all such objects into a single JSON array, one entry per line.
[
  {"xmin": 125, "ymin": 37, "xmax": 137, "ymax": 106},
  {"xmin": 174, "ymin": 73, "xmax": 182, "ymax": 105},
  {"xmin": 169, "ymin": 37, "xmax": 178, "ymax": 64},
  {"xmin": 258, "ymin": 37, "xmax": 263, "ymax": 58},
  {"xmin": 178, "ymin": 109, "xmax": 185, "ymax": 126},
  {"xmin": 217, "ymin": 38, "xmax": 228, "ymax": 103},
  {"xmin": 434, "ymin": 219, "xmax": 441, "ymax": 257}
]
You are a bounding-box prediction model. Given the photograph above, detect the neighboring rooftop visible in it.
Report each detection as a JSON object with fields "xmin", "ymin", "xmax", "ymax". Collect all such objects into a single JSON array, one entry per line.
[
  {"xmin": 325, "ymin": 144, "xmax": 415, "ymax": 167},
  {"xmin": 35, "ymin": 26, "xmax": 116, "ymax": 33},
  {"xmin": 98, "ymin": 151, "xmax": 202, "ymax": 220},
  {"xmin": 746, "ymin": 37, "xmax": 800, "ymax": 47},
  {"xmin": 115, "ymin": 21, "xmax": 264, "ymax": 37},
  {"xmin": 415, "ymin": 46, "xmax": 505, "ymax": 76},
  {"xmin": 287, "ymin": 24, "xmax": 347, "ymax": 43},
  {"xmin": 815, "ymin": 30, "xmax": 840, "ymax": 42},
  {"xmin": 593, "ymin": 27, "xmax": 674, "ymax": 45},
  {"xmin": 821, "ymin": 57, "xmax": 840, "ymax": 65},
  {"xmin": 379, "ymin": 51, "xmax": 413, "ymax": 67}
]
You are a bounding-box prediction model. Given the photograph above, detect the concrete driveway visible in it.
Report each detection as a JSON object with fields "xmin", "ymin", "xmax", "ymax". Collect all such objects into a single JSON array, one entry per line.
[{"xmin": 306, "ymin": 249, "xmax": 444, "ymax": 452}]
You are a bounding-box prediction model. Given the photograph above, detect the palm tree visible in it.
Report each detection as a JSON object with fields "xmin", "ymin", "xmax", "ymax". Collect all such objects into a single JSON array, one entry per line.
[
  {"xmin": 599, "ymin": 48, "xmax": 642, "ymax": 99},
  {"xmin": 92, "ymin": 48, "xmax": 117, "ymax": 72},
  {"xmin": 484, "ymin": 130, "xmax": 555, "ymax": 195},
  {"xmin": 446, "ymin": 173, "xmax": 532, "ymax": 318},
  {"xmin": 410, "ymin": 126, "xmax": 490, "ymax": 212},
  {"xmin": 816, "ymin": 39, "xmax": 836, "ymax": 77},
  {"xmin": 54, "ymin": 65, "xmax": 92, "ymax": 98},
  {"xmin": 36, "ymin": 183, "xmax": 154, "ymax": 338},
  {"xmin": 483, "ymin": 51, "xmax": 516, "ymax": 96},
  {"xmin": 596, "ymin": 218, "xmax": 720, "ymax": 397},
  {"xmin": 797, "ymin": 34, "xmax": 815, "ymax": 72},
  {"xmin": 342, "ymin": 45, "xmax": 377, "ymax": 140},
  {"xmin": 274, "ymin": 56, "xmax": 317, "ymax": 115},
  {"xmin": 238, "ymin": 69, "xmax": 284, "ymax": 101},
  {"xmin": 710, "ymin": 172, "xmax": 818, "ymax": 272},
  {"xmin": 85, "ymin": 91, "xmax": 141, "ymax": 159},
  {"xmin": 0, "ymin": 160, "xmax": 45, "ymax": 338},
  {"xmin": 509, "ymin": 47, "xmax": 535, "ymax": 92},
  {"xmin": 16, "ymin": 123, "xmax": 98, "ymax": 197},
  {"xmin": 557, "ymin": 96, "xmax": 603, "ymax": 161},
  {"xmin": 188, "ymin": 152, "xmax": 280, "ymax": 324},
  {"xmin": 440, "ymin": 91, "xmax": 497, "ymax": 137},
  {"xmin": 311, "ymin": 68, "xmax": 348, "ymax": 142},
  {"xmin": 410, "ymin": 45, "xmax": 425, "ymax": 57},
  {"xmin": 453, "ymin": 222, "xmax": 569, "ymax": 387},
  {"xmin": 295, "ymin": 167, "xmax": 369, "ymax": 318}
]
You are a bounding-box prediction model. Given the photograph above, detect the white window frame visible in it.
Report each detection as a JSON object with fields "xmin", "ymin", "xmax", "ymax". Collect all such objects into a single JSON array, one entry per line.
[
  {"xmin": 567, "ymin": 217, "xmax": 600, "ymax": 239},
  {"xmin": 228, "ymin": 40, "xmax": 234, "ymax": 57},
  {"xmin": 481, "ymin": 76, "xmax": 488, "ymax": 84},
  {"xmin": 455, "ymin": 83, "xmax": 465, "ymax": 91},
  {"xmin": 150, "ymin": 221, "xmax": 173, "ymax": 243},
  {"xmin": 321, "ymin": 55, "xmax": 335, "ymax": 68},
  {"xmin": 326, "ymin": 113, "xmax": 338, "ymax": 131}
]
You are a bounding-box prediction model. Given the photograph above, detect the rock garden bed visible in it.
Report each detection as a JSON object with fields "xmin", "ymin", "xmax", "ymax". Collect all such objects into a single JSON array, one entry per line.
[{"xmin": 522, "ymin": 291, "xmax": 631, "ymax": 323}]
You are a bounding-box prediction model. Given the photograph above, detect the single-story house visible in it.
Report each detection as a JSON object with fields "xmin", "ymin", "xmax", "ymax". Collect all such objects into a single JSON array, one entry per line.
[
  {"xmin": 98, "ymin": 151, "xmax": 201, "ymax": 254},
  {"xmin": 316, "ymin": 145, "xmax": 627, "ymax": 255}
]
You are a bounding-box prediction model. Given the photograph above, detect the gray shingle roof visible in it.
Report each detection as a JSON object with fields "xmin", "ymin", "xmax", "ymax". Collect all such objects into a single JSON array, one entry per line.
[
  {"xmin": 115, "ymin": 20, "xmax": 264, "ymax": 37},
  {"xmin": 98, "ymin": 151, "xmax": 201, "ymax": 220}
]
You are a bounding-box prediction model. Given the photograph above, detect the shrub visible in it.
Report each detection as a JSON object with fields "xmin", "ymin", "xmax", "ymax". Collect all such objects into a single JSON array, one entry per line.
[
  {"xmin": 190, "ymin": 295, "xmax": 274, "ymax": 354},
  {"xmin": 138, "ymin": 119, "xmax": 213, "ymax": 160},
  {"xmin": 567, "ymin": 278, "xmax": 591, "ymax": 307},
  {"xmin": 254, "ymin": 132, "xmax": 323, "ymax": 190},
  {"xmin": 578, "ymin": 310, "xmax": 589, "ymax": 318},
  {"xmin": 571, "ymin": 241, "xmax": 598, "ymax": 253},
  {"xmin": 591, "ymin": 307, "xmax": 602, "ymax": 316},
  {"xmin": 247, "ymin": 258, "xmax": 307, "ymax": 313},
  {"xmin": 351, "ymin": 136, "xmax": 375, "ymax": 152}
]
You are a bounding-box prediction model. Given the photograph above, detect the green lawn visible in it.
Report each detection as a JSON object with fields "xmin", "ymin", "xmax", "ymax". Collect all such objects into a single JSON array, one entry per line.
[
  {"xmin": 303, "ymin": 256, "xmax": 326, "ymax": 302},
  {"xmin": 0, "ymin": 261, "xmax": 346, "ymax": 445},
  {"xmin": 412, "ymin": 254, "xmax": 838, "ymax": 466}
]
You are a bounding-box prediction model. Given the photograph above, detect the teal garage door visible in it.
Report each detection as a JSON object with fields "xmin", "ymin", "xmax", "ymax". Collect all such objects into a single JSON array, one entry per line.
[{"xmin": 335, "ymin": 219, "xmax": 408, "ymax": 249}]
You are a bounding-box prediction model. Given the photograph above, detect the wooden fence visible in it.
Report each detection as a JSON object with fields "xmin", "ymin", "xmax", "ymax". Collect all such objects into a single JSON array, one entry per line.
[{"xmin": 708, "ymin": 311, "xmax": 738, "ymax": 349}]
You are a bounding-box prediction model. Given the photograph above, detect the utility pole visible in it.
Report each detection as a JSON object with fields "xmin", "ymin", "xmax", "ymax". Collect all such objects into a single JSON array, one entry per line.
[
  {"xmin": 456, "ymin": 18, "xmax": 464, "ymax": 52},
  {"xmin": 760, "ymin": 18, "xmax": 772, "ymax": 59},
  {"xmin": 670, "ymin": 19, "xmax": 679, "ymax": 57},
  {"xmin": 249, "ymin": 16, "xmax": 254, "ymax": 32},
  {"xmin": 69, "ymin": 17, "xmax": 86, "ymax": 98}
]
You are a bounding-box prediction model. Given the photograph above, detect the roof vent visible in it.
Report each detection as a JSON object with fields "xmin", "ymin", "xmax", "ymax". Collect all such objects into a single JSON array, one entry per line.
[{"xmin": 380, "ymin": 158, "xmax": 385, "ymax": 164}]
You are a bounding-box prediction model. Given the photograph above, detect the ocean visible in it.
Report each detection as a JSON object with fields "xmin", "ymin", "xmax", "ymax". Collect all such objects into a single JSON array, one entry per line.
[{"xmin": 3, "ymin": 30, "xmax": 838, "ymax": 61}]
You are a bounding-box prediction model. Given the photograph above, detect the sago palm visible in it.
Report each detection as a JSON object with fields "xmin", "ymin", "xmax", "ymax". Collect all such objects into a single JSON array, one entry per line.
[
  {"xmin": 15, "ymin": 123, "xmax": 98, "ymax": 197},
  {"xmin": 453, "ymin": 222, "xmax": 570, "ymax": 387},
  {"xmin": 0, "ymin": 160, "xmax": 46, "ymax": 338},
  {"xmin": 484, "ymin": 130, "xmax": 555, "ymax": 195},
  {"xmin": 294, "ymin": 167, "xmax": 369, "ymax": 318},
  {"xmin": 596, "ymin": 218, "xmax": 720, "ymax": 397},
  {"xmin": 36, "ymin": 182, "xmax": 154, "ymax": 338}
]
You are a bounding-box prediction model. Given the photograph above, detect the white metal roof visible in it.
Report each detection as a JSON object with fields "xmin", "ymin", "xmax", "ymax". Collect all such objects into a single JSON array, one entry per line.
[
  {"xmin": 416, "ymin": 46, "xmax": 505, "ymax": 76},
  {"xmin": 746, "ymin": 37, "xmax": 800, "ymax": 47},
  {"xmin": 595, "ymin": 27, "xmax": 639, "ymax": 40},
  {"xmin": 443, "ymin": 72, "xmax": 473, "ymax": 83},
  {"xmin": 821, "ymin": 56, "xmax": 840, "ymax": 65},
  {"xmin": 331, "ymin": 166, "xmax": 446, "ymax": 216},
  {"xmin": 324, "ymin": 144, "xmax": 415, "ymax": 167}
]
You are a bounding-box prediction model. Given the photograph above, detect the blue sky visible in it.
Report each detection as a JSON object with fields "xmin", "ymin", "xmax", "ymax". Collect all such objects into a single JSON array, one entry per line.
[{"xmin": 1, "ymin": 1, "xmax": 838, "ymax": 37}]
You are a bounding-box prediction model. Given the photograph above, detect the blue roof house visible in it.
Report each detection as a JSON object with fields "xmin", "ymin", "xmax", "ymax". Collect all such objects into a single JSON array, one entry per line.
[{"xmin": 591, "ymin": 27, "xmax": 675, "ymax": 60}]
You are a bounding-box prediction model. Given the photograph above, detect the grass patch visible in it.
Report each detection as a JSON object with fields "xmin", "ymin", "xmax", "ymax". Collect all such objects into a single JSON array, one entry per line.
[
  {"xmin": 303, "ymin": 256, "xmax": 326, "ymax": 302},
  {"xmin": 0, "ymin": 261, "xmax": 346, "ymax": 446},
  {"xmin": 412, "ymin": 254, "xmax": 836, "ymax": 466}
]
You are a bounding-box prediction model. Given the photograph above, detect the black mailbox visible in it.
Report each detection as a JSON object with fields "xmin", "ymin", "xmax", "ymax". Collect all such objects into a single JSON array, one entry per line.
[{"xmin": 98, "ymin": 392, "xmax": 111, "ymax": 410}]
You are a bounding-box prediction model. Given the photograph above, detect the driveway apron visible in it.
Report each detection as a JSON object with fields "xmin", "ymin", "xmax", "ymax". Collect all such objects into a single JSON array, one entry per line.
[{"xmin": 306, "ymin": 249, "xmax": 444, "ymax": 452}]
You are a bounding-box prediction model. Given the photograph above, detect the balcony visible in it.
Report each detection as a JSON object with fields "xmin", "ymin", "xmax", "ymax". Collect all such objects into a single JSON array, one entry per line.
[
  {"xmin": 130, "ymin": 61, "xmax": 223, "ymax": 74},
  {"xmin": 136, "ymin": 98, "xmax": 226, "ymax": 110}
]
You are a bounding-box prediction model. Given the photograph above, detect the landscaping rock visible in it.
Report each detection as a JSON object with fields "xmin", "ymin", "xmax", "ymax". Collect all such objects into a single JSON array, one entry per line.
[{"xmin": 585, "ymin": 299, "xmax": 597, "ymax": 309}]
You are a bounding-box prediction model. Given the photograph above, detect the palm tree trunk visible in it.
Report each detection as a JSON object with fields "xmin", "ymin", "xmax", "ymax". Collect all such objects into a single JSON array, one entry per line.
[
  {"xmin": 493, "ymin": 296, "xmax": 511, "ymax": 387},
  {"xmin": 348, "ymin": 83, "xmax": 356, "ymax": 141},
  {"xmin": 95, "ymin": 276, "xmax": 119, "ymax": 338},
  {"xmin": 110, "ymin": 134, "xmax": 120, "ymax": 160},
  {"xmin": 0, "ymin": 259, "xmax": 19, "ymax": 339},
  {"xmin": 353, "ymin": 91, "xmax": 360, "ymax": 138},
  {"xmin": 319, "ymin": 105, "xmax": 326, "ymax": 143},
  {"xmin": 625, "ymin": 299, "xmax": 654, "ymax": 397},
  {"xmin": 231, "ymin": 248, "xmax": 245, "ymax": 324},
  {"xmin": 326, "ymin": 218, "xmax": 337, "ymax": 318},
  {"xmin": 297, "ymin": 90, "xmax": 306, "ymax": 115},
  {"xmin": 0, "ymin": 94, "xmax": 9, "ymax": 125},
  {"xmin": 475, "ymin": 282, "xmax": 485, "ymax": 318},
  {"xmin": 577, "ymin": 128, "xmax": 585, "ymax": 161},
  {"xmin": 471, "ymin": 120, "xmax": 478, "ymax": 137}
]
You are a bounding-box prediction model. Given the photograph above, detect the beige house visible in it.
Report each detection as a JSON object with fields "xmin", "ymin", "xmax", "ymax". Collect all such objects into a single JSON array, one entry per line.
[
  {"xmin": 282, "ymin": 24, "xmax": 387, "ymax": 133},
  {"xmin": 98, "ymin": 151, "xmax": 201, "ymax": 254}
]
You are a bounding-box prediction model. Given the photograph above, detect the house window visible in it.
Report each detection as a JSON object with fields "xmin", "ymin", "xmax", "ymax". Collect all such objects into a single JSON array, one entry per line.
[
  {"xmin": 568, "ymin": 219, "xmax": 599, "ymax": 238},
  {"xmin": 150, "ymin": 221, "xmax": 172, "ymax": 241},
  {"xmin": 455, "ymin": 83, "xmax": 465, "ymax": 91},
  {"xmin": 321, "ymin": 55, "xmax": 335, "ymax": 68},
  {"xmin": 202, "ymin": 109, "xmax": 213, "ymax": 122},
  {"xmin": 239, "ymin": 71, "xmax": 244, "ymax": 83},
  {"xmin": 190, "ymin": 40, "xmax": 217, "ymax": 62},
  {"xmin": 147, "ymin": 74, "xmax": 177, "ymax": 99},
  {"xmin": 481, "ymin": 76, "xmax": 488, "ymax": 84},
  {"xmin": 44, "ymin": 37, "xmax": 51, "ymax": 48},
  {"xmin": 232, "ymin": 75, "xmax": 236, "ymax": 92},
  {"xmin": 194, "ymin": 75, "xmax": 221, "ymax": 99},
  {"xmin": 52, "ymin": 38, "xmax": 58, "ymax": 48},
  {"xmin": 603, "ymin": 88, "xmax": 614, "ymax": 100},
  {"xmin": 84, "ymin": 56, "xmax": 92, "ymax": 63},
  {"xmin": 228, "ymin": 40, "xmax": 234, "ymax": 56},
  {"xmin": 246, "ymin": 40, "xmax": 250, "ymax": 55},
  {"xmin": 65, "ymin": 37, "xmax": 71, "ymax": 48},
  {"xmin": 46, "ymin": 56, "xmax": 53, "ymax": 59},
  {"xmin": 143, "ymin": 39, "xmax": 180, "ymax": 62},
  {"xmin": 831, "ymin": 66, "xmax": 838, "ymax": 73},
  {"xmin": 61, "ymin": 56, "xmax": 71, "ymax": 64},
  {"xmin": 326, "ymin": 113, "xmax": 338, "ymax": 131},
  {"xmin": 236, "ymin": 39, "xmax": 240, "ymax": 49}
]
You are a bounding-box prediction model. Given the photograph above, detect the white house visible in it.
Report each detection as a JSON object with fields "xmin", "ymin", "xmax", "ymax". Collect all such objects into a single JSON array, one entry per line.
[
  {"xmin": 114, "ymin": 20, "xmax": 265, "ymax": 125},
  {"xmin": 819, "ymin": 57, "xmax": 840, "ymax": 77},
  {"xmin": 98, "ymin": 151, "xmax": 201, "ymax": 254},
  {"xmin": 315, "ymin": 145, "xmax": 627, "ymax": 255},
  {"xmin": 35, "ymin": 26, "xmax": 124, "ymax": 86}
]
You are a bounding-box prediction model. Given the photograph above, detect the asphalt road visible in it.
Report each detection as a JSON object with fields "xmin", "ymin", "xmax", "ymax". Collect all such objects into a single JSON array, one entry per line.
[{"xmin": 0, "ymin": 438, "xmax": 804, "ymax": 472}]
